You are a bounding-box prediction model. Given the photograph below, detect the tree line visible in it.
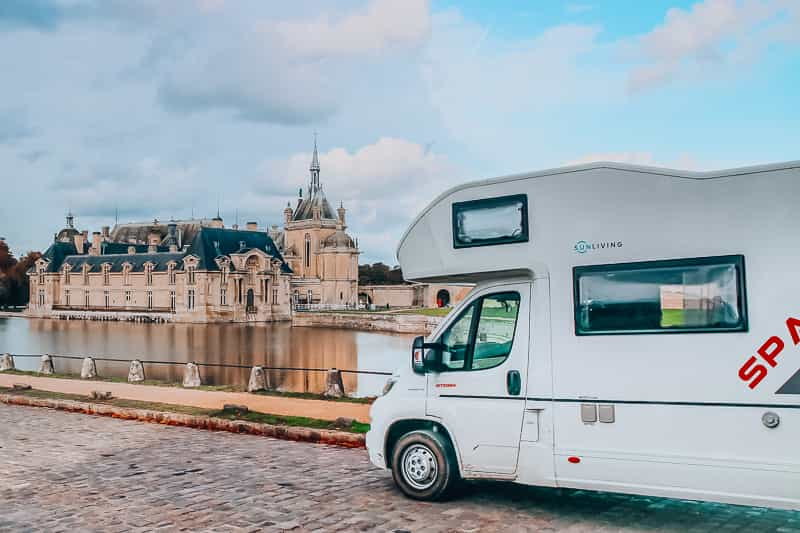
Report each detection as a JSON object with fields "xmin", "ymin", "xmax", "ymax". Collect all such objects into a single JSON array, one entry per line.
[
  {"xmin": 358, "ymin": 262, "xmax": 406, "ymax": 285},
  {"xmin": 0, "ymin": 240, "xmax": 41, "ymax": 309}
]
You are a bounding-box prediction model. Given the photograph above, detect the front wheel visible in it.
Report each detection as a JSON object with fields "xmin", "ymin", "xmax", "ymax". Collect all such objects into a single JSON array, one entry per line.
[{"xmin": 391, "ymin": 430, "xmax": 458, "ymax": 501}]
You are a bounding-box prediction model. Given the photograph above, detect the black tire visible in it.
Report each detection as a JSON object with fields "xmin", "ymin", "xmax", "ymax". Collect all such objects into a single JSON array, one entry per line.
[{"xmin": 390, "ymin": 429, "xmax": 459, "ymax": 501}]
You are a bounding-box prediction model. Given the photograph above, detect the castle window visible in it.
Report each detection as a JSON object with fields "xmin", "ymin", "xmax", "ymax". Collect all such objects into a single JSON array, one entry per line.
[
  {"xmin": 125, "ymin": 290, "xmax": 132, "ymax": 304},
  {"xmin": 104, "ymin": 290, "xmax": 110, "ymax": 308},
  {"xmin": 221, "ymin": 265, "xmax": 228, "ymax": 287},
  {"xmin": 145, "ymin": 264, "xmax": 153, "ymax": 286},
  {"xmin": 220, "ymin": 287, "xmax": 227, "ymax": 306},
  {"xmin": 305, "ymin": 234, "xmax": 311, "ymax": 268},
  {"xmin": 83, "ymin": 264, "xmax": 90, "ymax": 286},
  {"xmin": 102, "ymin": 264, "xmax": 110, "ymax": 286},
  {"xmin": 38, "ymin": 289, "xmax": 45, "ymax": 307},
  {"xmin": 64, "ymin": 288, "xmax": 70, "ymax": 306},
  {"xmin": 84, "ymin": 290, "xmax": 90, "ymax": 307},
  {"xmin": 147, "ymin": 290, "xmax": 153, "ymax": 310},
  {"xmin": 272, "ymin": 287, "xmax": 278, "ymax": 304},
  {"xmin": 246, "ymin": 256, "xmax": 259, "ymax": 285},
  {"xmin": 187, "ymin": 289, "xmax": 195, "ymax": 310},
  {"xmin": 63, "ymin": 265, "xmax": 71, "ymax": 285},
  {"xmin": 169, "ymin": 290, "xmax": 176, "ymax": 311},
  {"xmin": 168, "ymin": 263, "xmax": 176, "ymax": 285},
  {"xmin": 187, "ymin": 265, "xmax": 196, "ymax": 285}
]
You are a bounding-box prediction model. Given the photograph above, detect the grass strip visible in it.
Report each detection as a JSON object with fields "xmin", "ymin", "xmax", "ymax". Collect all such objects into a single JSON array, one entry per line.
[
  {"xmin": 0, "ymin": 386, "xmax": 369, "ymax": 434},
  {"xmin": 0, "ymin": 369, "xmax": 374, "ymax": 404}
]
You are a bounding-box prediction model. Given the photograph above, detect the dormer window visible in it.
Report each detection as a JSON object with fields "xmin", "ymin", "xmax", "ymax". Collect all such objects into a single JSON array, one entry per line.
[
  {"xmin": 187, "ymin": 265, "xmax": 196, "ymax": 285},
  {"xmin": 62, "ymin": 264, "xmax": 71, "ymax": 285},
  {"xmin": 122, "ymin": 263, "xmax": 132, "ymax": 285},
  {"xmin": 167, "ymin": 262, "xmax": 176, "ymax": 285},
  {"xmin": 83, "ymin": 264, "xmax": 90, "ymax": 286},
  {"xmin": 102, "ymin": 264, "xmax": 111, "ymax": 286}
]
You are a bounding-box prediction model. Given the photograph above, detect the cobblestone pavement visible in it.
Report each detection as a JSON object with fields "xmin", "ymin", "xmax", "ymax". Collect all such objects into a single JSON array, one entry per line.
[{"xmin": 0, "ymin": 405, "xmax": 797, "ymax": 533}]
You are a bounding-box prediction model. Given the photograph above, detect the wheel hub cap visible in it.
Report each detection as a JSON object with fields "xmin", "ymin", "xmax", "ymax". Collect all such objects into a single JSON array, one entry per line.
[{"xmin": 401, "ymin": 444, "xmax": 438, "ymax": 490}]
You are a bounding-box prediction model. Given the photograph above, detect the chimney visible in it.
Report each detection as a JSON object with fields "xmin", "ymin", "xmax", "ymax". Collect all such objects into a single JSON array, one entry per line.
[
  {"xmin": 147, "ymin": 231, "xmax": 160, "ymax": 253},
  {"xmin": 128, "ymin": 246, "xmax": 136, "ymax": 255},
  {"xmin": 101, "ymin": 225, "xmax": 110, "ymax": 239},
  {"xmin": 246, "ymin": 221, "xmax": 257, "ymax": 231},
  {"xmin": 91, "ymin": 232, "xmax": 102, "ymax": 256},
  {"xmin": 74, "ymin": 233, "xmax": 86, "ymax": 255},
  {"xmin": 169, "ymin": 244, "xmax": 178, "ymax": 253},
  {"xmin": 337, "ymin": 202, "xmax": 346, "ymax": 227},
  {"xmin": 232, "ymin": 223, "xmax": 239, "ymax": 231}
]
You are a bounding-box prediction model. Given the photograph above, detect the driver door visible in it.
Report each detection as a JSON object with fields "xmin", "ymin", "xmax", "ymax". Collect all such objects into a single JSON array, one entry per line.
[{"xmin": 426, "ymin": 282, "xmax": 530, "ymax": 476}]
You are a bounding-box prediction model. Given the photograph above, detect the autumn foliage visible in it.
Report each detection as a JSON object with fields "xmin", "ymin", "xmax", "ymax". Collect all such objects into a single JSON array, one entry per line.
[{"xmin": 0, "ymin": 240, "xmax": 41, "ymax": 308}]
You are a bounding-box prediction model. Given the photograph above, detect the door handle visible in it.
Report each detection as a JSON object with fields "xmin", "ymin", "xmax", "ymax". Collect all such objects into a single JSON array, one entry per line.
[{"xmin": 506, "ymin": 370, "xmax": 521, "ymax": 396}]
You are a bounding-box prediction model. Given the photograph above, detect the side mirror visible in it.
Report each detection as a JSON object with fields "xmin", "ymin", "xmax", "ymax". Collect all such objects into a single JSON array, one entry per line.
[{"xmin": 411, "ymin": 336, "xmax": 444, "ymax": 374}]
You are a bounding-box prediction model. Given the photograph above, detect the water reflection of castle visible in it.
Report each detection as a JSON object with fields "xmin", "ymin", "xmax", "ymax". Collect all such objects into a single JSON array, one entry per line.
[{"xmin": 21, "ymin": 318, "xmax": 405, "ymax": 396}]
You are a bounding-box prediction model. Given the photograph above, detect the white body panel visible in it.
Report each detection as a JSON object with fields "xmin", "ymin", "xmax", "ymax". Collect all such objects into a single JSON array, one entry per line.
[{"xmin": 367, "ymin": 161, "xmax": 800, "ymax": 510}]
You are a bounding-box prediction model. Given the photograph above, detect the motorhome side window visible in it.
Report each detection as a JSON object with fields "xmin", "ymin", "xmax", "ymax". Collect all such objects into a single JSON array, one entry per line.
[
  {"xmin": 574, "ymin": 255, "xmax": 747, "ymax": 335},
  {"xmin": 452, "ymin": 194, "xmax": 528, "ymax": 248},
  {"xmin": 439, "ymin": 292, "xmax": 521, "ymax": 370}
]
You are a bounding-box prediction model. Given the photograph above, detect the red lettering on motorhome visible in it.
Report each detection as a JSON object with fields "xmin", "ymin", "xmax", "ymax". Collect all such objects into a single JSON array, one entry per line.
[{"xmin": 738, "ymin": 317, "xmax": 800, "ymax": 390}]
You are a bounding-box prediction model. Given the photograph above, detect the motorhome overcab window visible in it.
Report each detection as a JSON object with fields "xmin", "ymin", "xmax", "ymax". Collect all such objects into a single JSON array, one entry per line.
[
  {"xmin": 438, "ymin": 292, "xmax": 521, "ymax": 371},
  {"xmin": 452, "ymin": 194, "xmax": 528, "ymax": 248},
  {"xmin": 574, "ymin": 255, "xmax": 747, "ymax": 335}
]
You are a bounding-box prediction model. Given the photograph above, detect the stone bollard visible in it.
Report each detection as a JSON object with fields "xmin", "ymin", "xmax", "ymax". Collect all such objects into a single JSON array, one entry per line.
[
  {"xmin": 323, "ymin": 368, "xmax": 345, "ymax": 398},
  {"xmin": 0, "ymin": 353, "xmax": 14, "ymax": 372},
  {"xmin": 80, "ymin": 357, "xmax": 98, "ymax": 379},
  {"xmin": 248, "ymin": 366, "xmax": 267, "ymax": 392},
  {"xmin": 37, "ymin": 354, "xmax": 55, "ymax": 375},
  {"xmin": 128, "ymin": 360, "xmax": 145, "ymax": 382},
  {"xmin": 182, "ymin": 362, "xmax": 201, "ymax": 388}
]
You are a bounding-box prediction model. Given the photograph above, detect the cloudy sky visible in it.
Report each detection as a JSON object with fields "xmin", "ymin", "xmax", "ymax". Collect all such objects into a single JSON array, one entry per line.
[{"xmin": 1, "ymin": 0, "xmax": 798, "ymax": 263}]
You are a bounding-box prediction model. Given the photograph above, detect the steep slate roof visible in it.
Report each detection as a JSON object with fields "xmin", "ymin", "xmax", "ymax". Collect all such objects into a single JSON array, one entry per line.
[
  {"xmin": 109, "ymin": 219, "xmax": 210, "ymax": 247},
  {"xmin": 100, "ymin": 242, "xmax": 169, "ymax": 254},
  {"xmin": 292, "ymin": 187, "xmax": 337, "ymax": 221},
  {"xmin": 187, "ymin": 227, "xmax": 292, "ymax": 273},
  {"xmin": 63, "ymin": 252, "xmax": 185, "ymax": 273},
  {"xmin": 35, "ymin": 227, "xmax": 290, "ymax": 275},
  {"xmin": 39, "ymin": 241, "xmax": 79, "ymax": 272}
]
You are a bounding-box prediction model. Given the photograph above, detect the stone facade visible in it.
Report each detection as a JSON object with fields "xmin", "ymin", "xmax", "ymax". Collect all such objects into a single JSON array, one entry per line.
[
  {"xmin": 26, "ymin": 218, "xmax": 293, "ymax": 323},
  {"xmin": 269, "ymin": 137, "xmax": 360, "ymax": 308},
  {"xmin": 358, "ymin": 284, "xmax": 473, "ymax": 309}
]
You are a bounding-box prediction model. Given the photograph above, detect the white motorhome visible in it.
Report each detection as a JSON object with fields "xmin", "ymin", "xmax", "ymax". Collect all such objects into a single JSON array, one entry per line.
[{"xmin": 366, "ymin": 161, "xmax": 800, "ymax": 509}]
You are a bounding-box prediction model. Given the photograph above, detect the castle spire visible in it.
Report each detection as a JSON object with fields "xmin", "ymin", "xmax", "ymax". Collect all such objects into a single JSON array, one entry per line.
[
  {"xmin": 66, "ymin": 210, "xmax": 74, "ymax": 229},
  {"xmin": 309, "ymin": 132, "xmax": 320, "ymax": 191}
]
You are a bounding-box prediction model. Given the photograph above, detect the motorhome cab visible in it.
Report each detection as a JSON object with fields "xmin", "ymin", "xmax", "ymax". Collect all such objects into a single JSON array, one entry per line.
[{"xmin": 366, "ymin": 161, "xmax": 800, "ymax": 509}]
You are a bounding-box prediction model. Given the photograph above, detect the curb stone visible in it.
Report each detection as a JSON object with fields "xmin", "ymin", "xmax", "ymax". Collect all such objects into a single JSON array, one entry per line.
[{"xmin": 0, "ymin": 393, "xmax": 365, "ymax": 449}]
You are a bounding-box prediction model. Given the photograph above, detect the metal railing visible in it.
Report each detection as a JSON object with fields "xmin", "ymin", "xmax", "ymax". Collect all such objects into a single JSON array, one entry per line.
[{"xmin": 4, "ymin": 352, "xmax": 392, "ymax": 377}]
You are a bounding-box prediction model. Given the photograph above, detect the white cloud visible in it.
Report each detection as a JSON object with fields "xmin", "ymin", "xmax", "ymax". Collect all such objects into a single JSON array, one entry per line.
[
  {"xmin": 253, "ymin": 137, "xmax": 458, "ymax": 262},
  {"xmin": 54, "ymin": 158, "xmax": 201, "ymax": 218},
  {"xmin": 626, "ymin": 0, "xmax": 799, "ymax": 91},
  {"xmin": 157, "ymin": 0, "xmax": 432, "ymax": 124},
  {"xmin": 271, "ymin": 0, "xmax": 431, "ymax": 57}
]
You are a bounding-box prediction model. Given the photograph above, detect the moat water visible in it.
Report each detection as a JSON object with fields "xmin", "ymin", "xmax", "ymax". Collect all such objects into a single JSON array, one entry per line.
[{"xmin": 0, "ymin": 317, "xmax": 415, "ymax": 397}]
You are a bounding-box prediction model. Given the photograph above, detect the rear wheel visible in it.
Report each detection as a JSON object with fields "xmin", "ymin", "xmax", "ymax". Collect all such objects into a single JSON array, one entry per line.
[{"xmin": 391, "ymin": 430, "xmax": 458, "ymax": 501}]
